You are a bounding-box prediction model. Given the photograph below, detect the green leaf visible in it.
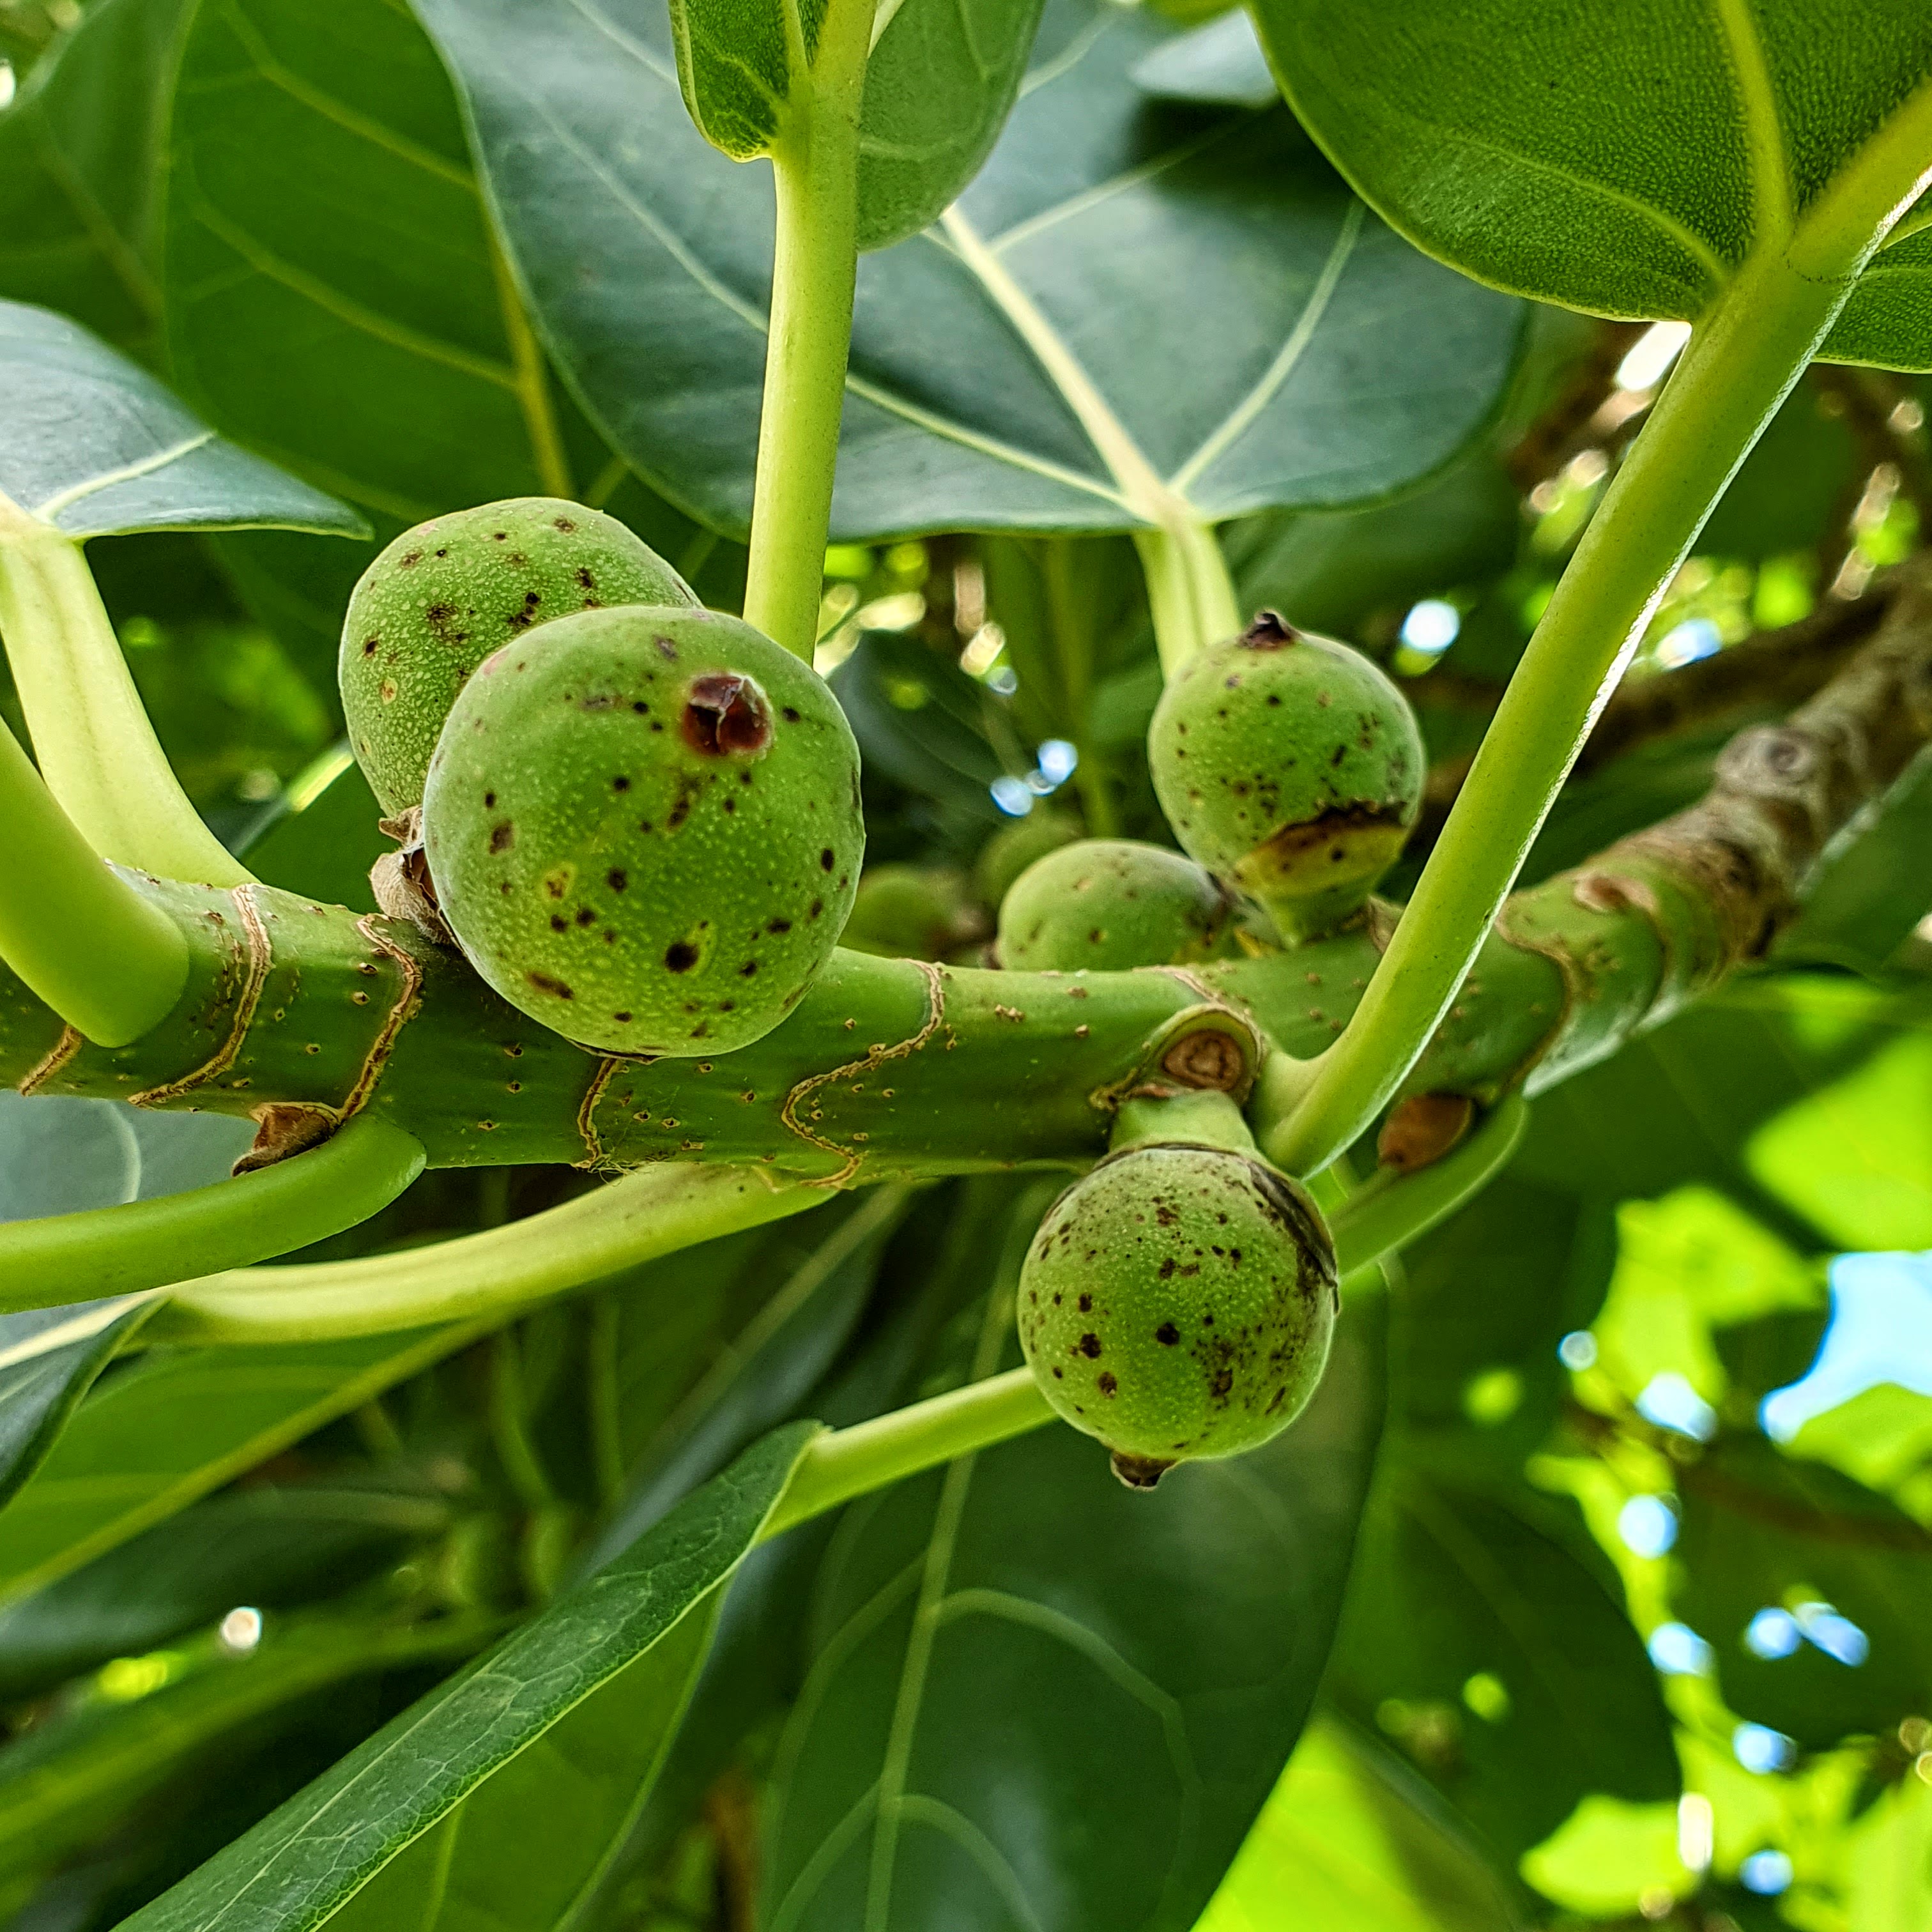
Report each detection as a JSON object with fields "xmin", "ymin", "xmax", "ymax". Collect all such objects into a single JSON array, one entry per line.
[
  {"xmin": 1130, "ymin": 10, "xmax": 1277, "ymax": 111},
  {"xmin": 0, "ymin": 0, "xmax": 190, "ymax": 357},
  {"xmin": 0, "ymin": 298, "xmax": 363, "ymax": 539},
  {"xmin": 0, "ymin": 1091, "xmax": 138, "ymax": 1218},
  {"xmin": 1195, "ymin": 1714, "xmax": 1524, "ymax": 1931},
  {"xmin": 854, "ymin": 0, "xmax": 1049, "ymax": 250},
  {"xmin": 160, "ymin": 0, "xmax": 712, "ymax": 656},
  {"xmin": 0, "ymin": 1300, "xmax": 158, "ymax": 1514},
  {"xmin": 121, "ymin": 1424, "xmax": 817, "ymax": 1932},
  {"xmin": 1517, "ymin": 1795, "xmax": 1691, "ymax": 1919},
  {"xmin": 670, "ymin": 0, "xmax": 1046, "ymax": 250},
  {"xmin": 1250, "ymin": 0, "xmax": 1932, "ymax": 367},
  {"xmin": 1676, "ymin": 1433, "xmax": 1932, "ymax": 1751},
  {"xmin": 0, "ymin": 1608, "xmax": 489, "ymax": 1884},
  {"xmin": 1330, "ymin": 1465, "xmax": 1680, "ymax": 1871},
  {"xmin": 0, "ymin": 1321, "xmax": 491, "ymax": 1610},
  {"xmin": 1845, "ymin": 1770, "xmax": 1932, "ymax": 1931},
  {"xmin": 762, "ymin": 1194, "xmax": 1383, "ymax": 1932},
  {"xmin": 587, "ymin": 1187, "xmax": 909, "ymax": 1567},
  {"xmin": 0, "ymin": 1483, "xmax": 448, "ymax": 1699},
  {"xmin": 413, "ymin": 0, "xmax": 1523, "ymax": 539},
  {"xmin": 1748, "ymin": 1032, "xmax": 1932, "ymax": 1248}
]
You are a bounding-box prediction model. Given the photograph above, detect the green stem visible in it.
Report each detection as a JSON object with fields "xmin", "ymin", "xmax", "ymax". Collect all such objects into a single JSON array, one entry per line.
[
  {"xmin": 1133, "ymin": 521, "xmax": 1243, "ymax": 679},
  {"xmin": 0, "ymin": 715, "xmax": 188, "ymax": 1045},
  {"xmin": 739, "ymin": 0, "xmax": 873, "ymax": 659},
  {"xmin": 1264, "ymin": 248, "xmax": 1859, "ymax": 1176},
  {"xmin": 0, "ymin": 1116, "xmax": 425, "ymax": 1313},
  {"xmin": 0, "ymin": 514, "xmax": 250, "ymax": 885},
  {"xmin": 762, "ymin": 1366, "xmax": 1051, "ymax": 1539},
  {"xmin": 152, "ymin": 1163, "xmax": 826, "ymax": 1344}
]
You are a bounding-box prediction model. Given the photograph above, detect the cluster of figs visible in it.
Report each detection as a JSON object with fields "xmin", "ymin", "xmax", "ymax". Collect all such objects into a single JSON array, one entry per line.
[{"xmin": 339, "ymin": 500, "xmax": 1427, "ymax": 1489}]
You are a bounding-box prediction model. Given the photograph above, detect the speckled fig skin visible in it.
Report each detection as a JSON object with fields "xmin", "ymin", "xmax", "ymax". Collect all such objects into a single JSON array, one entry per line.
[
  {"xmin": 421, "ymin": 605, "xmax": 862, "ymax": 1056},
  {"xmin": 1016, "ymin": 1144, "xmax": 1338, "ymax": 1486},
  {"xmin": 995, "ymin": 839, "xmax": 1237, "ymax": 971},
  {"xmin": 341, "ymin": 498, "xmax": 696, "ymax": 815},
  {"xmin": 1148, "ymin": 611, "xmax": 1423, "ymax": 940}
]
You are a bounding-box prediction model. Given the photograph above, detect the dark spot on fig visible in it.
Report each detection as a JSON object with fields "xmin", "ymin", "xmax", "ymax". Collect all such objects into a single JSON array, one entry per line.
[
  {"xmin": 526, "ymin": 971, "xmax": 572, "ymax": 999},
  {"xmin": 1156, "ymin": 1322, "xmax": 1180, "ymax": 1346},
  {"xmin": 361, "ymin": 636, "xmax": 378, "ymax": 656},
  {"xmin": 613, "ymin": 775, "xmax": 630, "ymax": 791},
  {"xmin": 607, "ymin": 868, "xmax": 627, "ymax": 893},
  {"xmin": 549, "ymin": 914, "xmax": 568, "ymax": 932},
  {"xmin": 740, "ymin": 960, "xmax": 758, "ymax": 976},
  {"xmin": 555, "ymin": 517, "xmax": 576, "ymax": 532},
  {"xmin": 1077, "ymin": 1292, "xmax": 1092, "ymax": 1313},
  {"xmin": 664, "ymin": 940, "xmax": 700, "ymax": 973},
  {"xmin": 399, "ymin": 551, "xmax": 422, "ymax": 568},
  {"xmin": 1098, "ymin": 1371, "xmax": 1118, "ymax": 1397},
  {"xmin": 484, "ymin": 791, "xmax": 496, "ymax": 808},
  {"xmin": 576, "ymin": 907, "xmax": 596, "ymax": 926},
  {"xmin": 809, "ymin": 898, "xmax": 824, "ymax": 920},
  {"xmin": 656, "ymin": 634, "xmax": 678, "ymax": 660},
  {"xmin": 680, "ymin": 672, "xmax": 772, "ymax": 756},
  {"xmin": 613, "ymin": 1010, "xmax": 631, "ymax": 1022},
  {"xmin": 488, "ymin": 822, "xmax": 515, "ymax": 854},
  {"xmin": 1209, "ymin": 1368, "xmax": 1234, "ymax": 1399},
  {"xmin": 768, "ymin": 917, "xmax": 792, "ymax": 934},
  {"xmin": 820, "ymin": 848, "xmax": 835, "ymax": 871},
  {"xmin": 1077, "ymin": 1333, "xmax": 1101, "ymax": 1358},
  {"xmin": 782, "ymin": 705, "xmax": 801, "ymax": 723}
]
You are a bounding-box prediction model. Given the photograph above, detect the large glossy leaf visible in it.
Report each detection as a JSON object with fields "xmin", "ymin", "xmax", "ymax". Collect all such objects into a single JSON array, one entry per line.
[
  {"xmin": 0, "ymin": 1609, "xmax": 489, "ymax": 1883},
  {"xmin": 586, "ymin": 1187, "xmax": 909, "ymax": 1568},
  {"xmin": 1250, "ymin": 0, "xmax": 1932, "ymax": 368},
  {"xmin": 161, "ymin": 0, "xmax": 718, "ymax": 661},
  {"xmin": 1677, "ymin": 1434, "xmax": 1932, "ymax": 1751},
  {"xmin": 1195, "ymin": 1715, "xmax": 1522, "ymax": 1931},
  {"xmin": 0, "ymin": 1300, "xmax": 158, "ymax": 1514},
  {"xmin": 762, "ymin": 1193, "xmax": 1383, "ymax": 1932},
  {"xmin": 0, "ymin": 1321, "xmax": 491, "ymax": 1610},
  {"xmin": 0, "ymin": 1483, "xmax": 447, "ymax": 1698},
  {"xmin": 123, "ymin": 1424, "xmax": 816, "ymax": 1932},
  {"xmin": 0, "ymin": 0, "xmax": 190, "ymax": 356},
  {"xmin": 0, "ymin": 300, "xmax": 363, "ymax": 539},
  {"xmin": 415, "ymin": 0, "xmax": 1522, "ymax": 540}
]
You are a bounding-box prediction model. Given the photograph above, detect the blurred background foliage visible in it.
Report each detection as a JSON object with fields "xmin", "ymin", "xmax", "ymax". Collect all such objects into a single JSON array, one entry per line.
[{"xmin": 0, "ymin": 0, "xmax": 1928, "ymax": 1926}]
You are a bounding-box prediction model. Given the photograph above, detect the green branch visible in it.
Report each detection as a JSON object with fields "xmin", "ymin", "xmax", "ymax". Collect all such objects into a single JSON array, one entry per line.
[
  {"xmin": 0, "ymin": 510, "xmax": 250, "ymax": 885},
  {"xmin": 0, "ymin": 715, "xmax": 187, "ymax": 1046}
]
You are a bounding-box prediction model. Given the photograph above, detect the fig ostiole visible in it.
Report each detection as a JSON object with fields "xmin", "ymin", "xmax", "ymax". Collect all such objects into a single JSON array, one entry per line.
[
  {"xmin": 995, "ymin": 838, "xmax": 1238, "ymax": 971},
  {"xmin": 420, "ymin": 604, "xmax": 863, "ymax": 1057},
  {"xmin": 340, "ymin": 497, "xmax": 696, "ymax": 817},
  {"xmin": 1148, "ymin": 611, "xmax": 1423, "ymax": 942},
  {"xmin": 1017, "ymin": 1141, "xmax": 1338, "ymax": 1490}
]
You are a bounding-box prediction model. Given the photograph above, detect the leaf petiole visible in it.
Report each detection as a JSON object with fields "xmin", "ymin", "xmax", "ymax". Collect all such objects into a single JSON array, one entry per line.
[
  {"xmin": 0, "ymin": 716, "xmax": 188, "ymax": 1046},
  {"xmin": 740, "ymin": 0, "xmax": 877, "ymax": 659},
  {"xmin": 0, "ymin": 508, "xmax": 250, "ymax": 885}
]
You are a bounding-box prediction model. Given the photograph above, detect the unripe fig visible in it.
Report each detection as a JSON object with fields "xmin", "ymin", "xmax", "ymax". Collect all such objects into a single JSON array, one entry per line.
[
  {"xmin": 1148, "ymin": 612, "xmax": 1423, "ymax": 940},
  {"xmin": 1017, "ymin": 1144, "xmax": 1338, "ymax": 1487},
  {"xmin": 996, "ymin": 839, "xmax": 1235, "ymax": 970},
  {"xmin": 972, "ymin": 807, "xmax": 1080, "ymax": 908},
  {"xmin": 422, "ymin": 605, "xmax": 862, "ymax": 1056},
  {"xmin": 341, "ymin": 498, "xmax": 696, "ymax": 815},
  {"xmin": 841, "ymin": 864, "xmax": 983, "ymax": 960}
]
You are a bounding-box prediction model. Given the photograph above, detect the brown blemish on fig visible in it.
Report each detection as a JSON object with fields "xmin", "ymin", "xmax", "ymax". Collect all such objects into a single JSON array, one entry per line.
[
  {"xmin": 1240, "ymin": 610, "xmax": 1299, "ymax": 651},
  {"xmin": 664, "ymin": 940, "xmax": 700, "ymax": 973},
  {"xmin": 682, "ymin": 673, "xmax": 771, "ymax": 755},
  {"xmin": 489, "ymin": 822, "xmax": 514, "ymax": 854},
  {"xmin": 526, "ymin": 971, "xmax": 574, "ymax": 999}
]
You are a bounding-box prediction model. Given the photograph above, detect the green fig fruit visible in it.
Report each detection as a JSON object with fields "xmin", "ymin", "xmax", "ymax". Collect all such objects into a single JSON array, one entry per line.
[
  {"xmin": 972, "ymin": 806, "xmax": 1081, "ymax": 908},
  {"xmin": 995, "ymin": 839, "xmax": 1236, "ymax": 970},
  {"xmin": 841, "ymin": 864, "xmax": 982, "ymax": 960},
  {"xmin": 422, "ymin": 604, "xmax": 862, "ymax": 1056},
  {"xmin": 1017, "ymin": 1143, "xmax": 1338, "ymax": 1487},
  {"xmin": 341, "ymin": 498, "xmax": 696, "ymax": 815},
  {"xmin": 1148, "ymin": 612, "xmax": 1423, "ymax": 940}
]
